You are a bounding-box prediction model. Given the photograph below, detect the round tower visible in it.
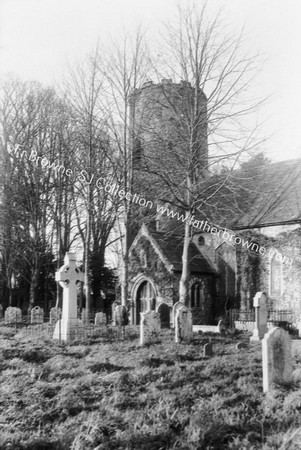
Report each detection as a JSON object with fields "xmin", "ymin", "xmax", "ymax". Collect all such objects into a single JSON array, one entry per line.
[{"xmin": 130, "ymin": 79, "xmax": 208, "ymax": 171}]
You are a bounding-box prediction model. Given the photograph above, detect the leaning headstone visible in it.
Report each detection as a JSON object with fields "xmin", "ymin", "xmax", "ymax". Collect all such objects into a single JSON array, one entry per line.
[
  {"xmin": 262, "ymin": 327, "xmax": 293, "ymax": 393},
  {"xmin": 156, "ymin": 302, "xmax": 170, "ymax": 328},
  {"xmin": 140, "ymin": 310, "xmax": 160, "ymax": 346},
  {"xmin": 50, "ymin": 307, "xmax": 61, "ymax": 324},
  {"xmin": 4, "ymin": 306, "xmax": 22, "ymax": 324},
  {"xmin": 53, "ymin": 252, "xmax": 85, "ymax": 342},
  {"xmin": 250, "ymin": 292, "xmax": 268, "ymax": 341},
  {"xmin": 203, "ymin": 342, "xmax": 213, "ymax": 356},
  {"xmin": 114, "ymin": 305, "xmax": 127, "ymax": 326},
  {"xmin": 172, "ymin": 301, "xmax": 185, "ymax": 328},
  {"xmin": 95, "ymin": 312, "xmax": 106, "ymax": 326},
  {"xmin": 30, "ymin": 306, "xmax": 44, "ymax": 324},
  {"xmin": 175, "ymin": 306, "xmax": 193, "ymax": 343}
]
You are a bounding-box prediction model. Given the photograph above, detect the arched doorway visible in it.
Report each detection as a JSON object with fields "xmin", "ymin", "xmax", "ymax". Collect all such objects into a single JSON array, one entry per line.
[{"xmin": 136, "ymin": 280, "xmax": 156, "ymax": 324}]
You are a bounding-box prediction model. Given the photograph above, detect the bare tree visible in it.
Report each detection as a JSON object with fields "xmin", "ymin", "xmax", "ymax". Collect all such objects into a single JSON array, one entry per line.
[
  {"xmin": 63, "ymin": 50, "xmax": 117, "ymax": 317},
  {"xmin": 134, "ymin": 2, "xmax": 264, "ymax": 304},
  {"xmin": 100, "ymin": 29, "xmax": 152, "ymax": 307}
]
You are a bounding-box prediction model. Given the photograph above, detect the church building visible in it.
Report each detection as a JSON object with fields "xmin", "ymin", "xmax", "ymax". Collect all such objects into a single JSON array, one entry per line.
[{"xmin": 124, "ymin": 79, "xmax": 301, "ymax": 327}]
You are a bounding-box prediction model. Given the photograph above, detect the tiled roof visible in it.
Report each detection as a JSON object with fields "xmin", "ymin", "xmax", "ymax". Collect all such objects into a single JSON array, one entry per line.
[
  {"xmin": 231, "ymin": 158, "xmax": 301, "ymax": 229},
  {"xmin": 195, "ymin": 158, "xmax": 301, "ymax": 230},
  {"xmin": 149, "ymin": 230, "xmax": 216, "ymax": 274}
]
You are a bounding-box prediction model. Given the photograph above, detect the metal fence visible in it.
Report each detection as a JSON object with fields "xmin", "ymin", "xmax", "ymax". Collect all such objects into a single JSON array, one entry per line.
[
  {"xmin": 227, "ymin": 308, "xmax": 295, "ymax": 329},
  {"xmin": 0, "ymin": 315, "xmax": 139, "ymax": 343}
]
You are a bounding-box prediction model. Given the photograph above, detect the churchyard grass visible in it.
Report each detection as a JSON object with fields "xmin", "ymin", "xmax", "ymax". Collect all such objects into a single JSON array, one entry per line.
[{"xmin": 0, "ymin": 327, "xmax": 301, "ymax": 449}]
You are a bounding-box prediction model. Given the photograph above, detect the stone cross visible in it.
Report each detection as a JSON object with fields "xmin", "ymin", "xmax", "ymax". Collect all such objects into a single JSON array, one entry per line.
[
  {"xmin": 55, "ymin": 252, "xmax": 84, "ymax": 321},
  {"xmin": 53, "ymin": 252, "xmax": 85, "ymax": 342},
  {"xmin": 250, "ymin": 292, "xmax": 268, "ymax": 341}
]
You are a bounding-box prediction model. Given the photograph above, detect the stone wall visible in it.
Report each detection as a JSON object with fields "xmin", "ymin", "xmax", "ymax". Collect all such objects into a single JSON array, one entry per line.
[{"xmin": 236, "ymin": 227, "xmax": 301, "ymax": 320}]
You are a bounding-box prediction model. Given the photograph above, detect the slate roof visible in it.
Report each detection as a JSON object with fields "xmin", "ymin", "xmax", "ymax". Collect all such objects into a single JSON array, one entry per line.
[
  {"xmin": 148, "ymin": 230, "xmax": 216, "ymax": 274},
  {"xmin": 231, "ymin": 158, "xmax": 301, "ymax": 229}
]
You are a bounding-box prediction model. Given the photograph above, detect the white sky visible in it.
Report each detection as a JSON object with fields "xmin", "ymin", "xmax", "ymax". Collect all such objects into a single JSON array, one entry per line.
[{"xmin": 1, "ymin": 0, "xmax": 301, "ymax": 162}]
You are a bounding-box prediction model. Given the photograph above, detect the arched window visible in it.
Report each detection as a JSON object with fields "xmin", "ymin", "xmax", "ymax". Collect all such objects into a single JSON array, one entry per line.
[
  {"xmin": 191, "ymin": 282, "xmax": 204, "ymax": 308},
  {"xmin": 270, "ymin": 253, "xmax": 282, "ymax": 298}
]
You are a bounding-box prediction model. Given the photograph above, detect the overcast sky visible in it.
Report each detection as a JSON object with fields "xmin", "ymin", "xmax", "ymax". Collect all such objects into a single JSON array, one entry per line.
[{"xmin": 1, "ymin": 0, "xmax": 301, "ymax": 162}]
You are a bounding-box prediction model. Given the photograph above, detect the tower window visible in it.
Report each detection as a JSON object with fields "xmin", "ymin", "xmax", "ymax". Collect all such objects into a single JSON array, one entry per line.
[{"xmin": 198, "ymin": 235, "xmax": 205, "ymax": 246}]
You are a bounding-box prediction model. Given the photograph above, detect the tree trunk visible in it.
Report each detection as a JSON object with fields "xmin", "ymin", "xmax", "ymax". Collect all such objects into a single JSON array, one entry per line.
[
  {"xmin": 29, "ymin": 266, "xmax": 39, "ymax": 311},
  {"xmin": 179, "ymin": 211, "xmax": 191, "ymax": 305},
  {"xmin": 121, "ymin": 208, "xmax": 129, "ymax": 307}
]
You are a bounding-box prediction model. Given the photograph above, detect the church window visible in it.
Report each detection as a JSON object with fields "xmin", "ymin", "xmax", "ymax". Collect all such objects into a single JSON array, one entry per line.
[{"xmin": 191, "ymin": 282, "xmax": 203, "ymax": 308}]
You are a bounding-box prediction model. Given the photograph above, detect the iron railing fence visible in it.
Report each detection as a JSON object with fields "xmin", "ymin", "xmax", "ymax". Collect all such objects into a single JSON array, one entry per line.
[
  {"xmin": 227, "ymin": 308, "xmax": 295, "ymax": 329},
  {"xmin": 0, "ymin": 315, "xmax": 139, "ymax": 343}
]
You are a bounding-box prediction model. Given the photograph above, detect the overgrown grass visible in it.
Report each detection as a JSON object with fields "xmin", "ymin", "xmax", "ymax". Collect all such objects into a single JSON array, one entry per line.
[{"xmin": 0, "ymin": 328, "xmax": 300, "ymax": 449}]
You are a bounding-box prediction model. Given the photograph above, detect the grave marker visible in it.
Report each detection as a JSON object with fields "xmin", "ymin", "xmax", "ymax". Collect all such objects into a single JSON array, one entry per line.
[
  {"xmin": 49, "ymin": 307, "xmax": 61, "ymax": 324},
  {"xmin": 53, "ymin": 252, "xmax": 85, "ymax": 342},
  {"xmin": 95, "ymin": 312, "xmax": 106, "ymax": 326},
  {"xmin": 114, "ymin": 305, "xmax": 127, "ymax": 326},
  {"xmin": 175, "ymin": 306, "xmax": 193, "ymax": 343},
  {"xmin": 203, "ymin": 342, "xmax": 213, "ymax": 356},
  {"xmin": 30, "ymin": 306, "xmax": 44, "ymax": 324},
  {"xmin": 4, "ymin": 306, "xmax": 22, "ymax": 324},
  {"xmin": 250, "ymin": 292, "xmax": 268, "ymax": 341},
  {"xmin": 140, "ymin": 310, "xmax": 160, "ymax": 346},
  {"xmin": 262, "ymin": 327, "xmax": 293, "ymax": 393}
]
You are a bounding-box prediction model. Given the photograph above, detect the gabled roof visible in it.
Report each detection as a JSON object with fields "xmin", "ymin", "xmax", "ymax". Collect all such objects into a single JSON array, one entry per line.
[
  {"xmin": 129, "ymin": 224, "xmax": 216, "ymax": 274},
  {"xmin": 195, "ymin": 158, "xmax": 301, "ymax": 231},
  {"xmin": 231, "ymin": 158, "xmax": 301, "ymax": 229}
]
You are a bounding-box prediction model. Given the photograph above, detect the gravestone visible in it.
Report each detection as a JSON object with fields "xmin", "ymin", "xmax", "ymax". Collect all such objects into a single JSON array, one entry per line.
[
  {"xmin": 30, "ymin": 306, "xmax": 44, "ymax": 324},
  {"xmin": 0, "ymin": 304, "xmax": 3, "ymax": 319},
  {"xmin": 49, "ymin": 307, "xmax": 61, "ymax": 324},
  {"xmin": 112, "ymin": 301, "xmax": 120, "ymax": 325},
  {"xmin": 172, "ymin": 301, "xmax": 185, "ymax": 328},
  {"xmin": 140, "ymin": 310, "xmax": 160, "ymax": 346},
  {"xmin": 262, "ymin": 327, "xmax": 293, "ymax": 393},
  {"xmin": 175, "ymin": 305, "xmax": 193, "ymax": 343},
  {"xmin": 156, "ymin": 302, "xmax": 170, "ymax": 328},
  {"xmin": 4, "ymin": 306, "xmax": 22, "ymax": 324},
  {"xmin": 114, "ymin": 305, "xmax": 127, "ymax": 326},
  {"xmin": 53, "ymin": 252, "xmax": 85, "ymax": 342},
  {"xmin": 217, "ymin": 319, "xmax": 226, "ymax": 333},
  {"xmin": 95, "ymin": 312, "xmax": 106, "ymax": 326},
  {"xmin": 250, "ymin": 292, "xmax": 268, "ymax": 341},
  {"xmin": 203, "ymin": 342, "xmax": 213, "ymax": 356}
]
